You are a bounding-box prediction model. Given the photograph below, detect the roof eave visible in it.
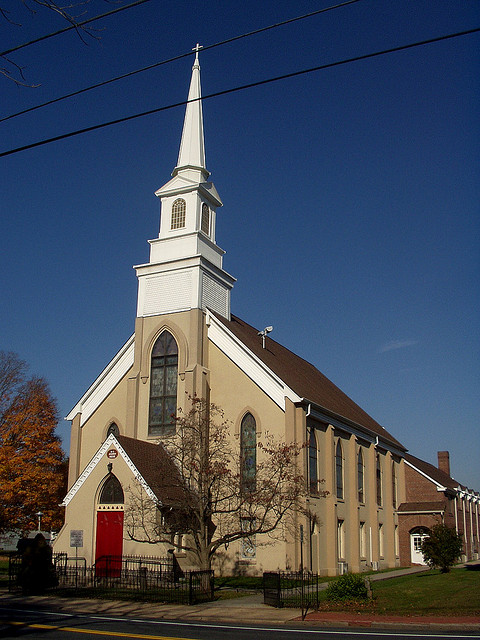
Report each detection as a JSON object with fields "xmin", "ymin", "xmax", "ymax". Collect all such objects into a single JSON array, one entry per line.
[{"xmin": 300, "ymin": 399, "xmax": 407, "ymax": 454}]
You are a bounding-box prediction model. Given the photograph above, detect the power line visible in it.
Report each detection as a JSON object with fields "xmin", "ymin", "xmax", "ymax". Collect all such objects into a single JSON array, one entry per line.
[
  {"xmin": 0, "ymin": 0, "xmax": 152, "ymax": 58},
  {"xmin": 1, "ymin": 0, "xmax": 362, "ymax": 123},
  {"xmin": 1, "ymin": 26, "xmax": 478, "ymax": 159}
]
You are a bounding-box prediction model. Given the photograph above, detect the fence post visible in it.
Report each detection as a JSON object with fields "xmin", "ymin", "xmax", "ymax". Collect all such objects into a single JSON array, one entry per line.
[{"xmin": 189, "ymin": 571, "xmax": 194, "ymax": 605}]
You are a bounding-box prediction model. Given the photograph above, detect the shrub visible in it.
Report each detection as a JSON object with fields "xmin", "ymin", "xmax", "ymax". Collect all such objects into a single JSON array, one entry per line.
[
  {"xmin": 421, "ymin": 524, "xmax": 463, "ymax": 573},
  {"xmin": 325, "ymin": 573, "xmax": 370, "ymax": 602}
]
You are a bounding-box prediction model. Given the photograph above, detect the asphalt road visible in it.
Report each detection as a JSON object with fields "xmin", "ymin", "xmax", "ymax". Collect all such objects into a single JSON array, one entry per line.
[{"xmin": 1, "ymin": 606, "xmax": 479, "ymax": 640}]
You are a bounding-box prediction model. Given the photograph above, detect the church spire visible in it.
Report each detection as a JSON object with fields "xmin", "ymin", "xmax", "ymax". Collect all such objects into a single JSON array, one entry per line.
[
  {"xmin": 137, "ymin": 50, "xmax": 235, "ymax": 321},
  {"xmin": 173, "ymin": 44, "xmax": 209, "ymax": 181}
]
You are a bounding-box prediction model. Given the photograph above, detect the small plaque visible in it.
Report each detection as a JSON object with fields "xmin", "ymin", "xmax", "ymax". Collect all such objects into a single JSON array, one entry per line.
[{"xmin": 107, "ymin": 449, "xmax": 118, "ymax": 459}]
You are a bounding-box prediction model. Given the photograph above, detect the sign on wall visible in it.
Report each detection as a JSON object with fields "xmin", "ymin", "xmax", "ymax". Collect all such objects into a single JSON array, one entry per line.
[{"xmin": 70, "ymin": 530, "xmax": 84, "ymax": 548}]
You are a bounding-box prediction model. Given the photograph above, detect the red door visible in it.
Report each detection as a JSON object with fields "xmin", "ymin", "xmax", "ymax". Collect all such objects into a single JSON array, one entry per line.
[{"xmin": 95, "ymin": 511, "xmax": 124, "ymax": 577}]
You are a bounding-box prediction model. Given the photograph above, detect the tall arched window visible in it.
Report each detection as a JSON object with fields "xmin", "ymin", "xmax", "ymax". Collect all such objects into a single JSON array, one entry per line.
[
  {"xmin": 335, "ymin": 440, "xmax": 344, "ymax": 500},
  {"xmin": 392, "ymin": 461, "xmax": 397, "ymax": 508},
  {"xmin": 240, "ymin": 413, "xmax": 256, "ymax": 492},
  {"xmin": 309, "ymin": 429, "xmax": 318, "ymax": 495},
  {"xmin": 99, "ymin": 475, "xmax": 124, "ymax": 504},
  {"xmin": 357, "ymin": 447, "xmax": 364, "ymax": 503},
  {"xmin": 148, "ymin": 331, "xmax": 178, "ymax": 436},
  {"xmin": 201, "ymin": 203, "xmax": 210, "ymax": 235},
  {"xmin": 376, "ymin": 453, "xmax": 383, "ymax": 506},
  {"xmin": 171, "ymin": 198, "xmax": 186, "ymax": 229}
]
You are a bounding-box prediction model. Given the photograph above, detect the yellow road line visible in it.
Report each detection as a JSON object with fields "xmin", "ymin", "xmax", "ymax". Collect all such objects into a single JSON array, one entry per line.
[{"xmin": 5, "ymin": 620, "xmax": 196, "ymax": 640}]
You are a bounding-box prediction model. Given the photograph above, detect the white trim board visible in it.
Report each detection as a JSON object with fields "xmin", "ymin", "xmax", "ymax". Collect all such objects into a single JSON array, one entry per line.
[
  {"xmin": 66, "ymin": 335, "xmax": 135, "ymax": 427},
  {"xmin": 61, "ymin": 434, "xmax": 158, "ymax": 506}
]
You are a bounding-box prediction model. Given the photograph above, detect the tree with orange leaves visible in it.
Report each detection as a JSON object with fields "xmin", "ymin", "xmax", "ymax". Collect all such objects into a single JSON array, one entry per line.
[{"xmin": 0, "ymin": 351, "xmax": 66, "ymax": 534}]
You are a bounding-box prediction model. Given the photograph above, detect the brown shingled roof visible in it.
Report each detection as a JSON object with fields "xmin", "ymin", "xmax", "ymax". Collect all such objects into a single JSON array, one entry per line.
[
  {"xmin": 214, "ymin": 313, "xmax": 405, "ymax": 450},
  {"xmin": 397, "ymin": 501, "xmax": 447, "ymax": 513},
  {"xmin": 404, "ymin": 452, "xmax": 459, "ymax": 491},
  {"xmin": 116, "ymin": 435, "xmax": 186, "ymax": 506}
]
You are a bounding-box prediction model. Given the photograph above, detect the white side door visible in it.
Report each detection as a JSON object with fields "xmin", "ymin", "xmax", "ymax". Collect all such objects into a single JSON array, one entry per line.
[{"xmin": 410, "ymin": 533, "xmax": 428, "ymax": 565}]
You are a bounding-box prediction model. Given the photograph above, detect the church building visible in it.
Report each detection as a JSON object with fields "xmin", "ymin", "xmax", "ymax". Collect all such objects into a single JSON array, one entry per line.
[{"xmin": 54, "ymin": 50, "xmax": 478, "ymax": 575}]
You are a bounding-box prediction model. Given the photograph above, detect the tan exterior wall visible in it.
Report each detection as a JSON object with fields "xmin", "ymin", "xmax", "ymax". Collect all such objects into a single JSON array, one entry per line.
[
  {"xmin": 207, "ymin": 340, "xmax": 289, "ymax": 575},
  {"xmin": 55, "ymin": 447, "xmax": 173, "ymax": 561},
  {"xmin": 59, "ymin": 308, "xmax": 406, "ymax": 574}
]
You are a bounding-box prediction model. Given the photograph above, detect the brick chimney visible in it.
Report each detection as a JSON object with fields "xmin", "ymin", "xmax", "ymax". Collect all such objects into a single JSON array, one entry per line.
[{"xmin": 437, "ymin": 451, "xmax": 450, "ymax": 476}]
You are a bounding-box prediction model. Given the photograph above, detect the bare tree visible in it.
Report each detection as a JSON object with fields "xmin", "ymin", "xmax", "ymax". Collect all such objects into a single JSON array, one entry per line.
[
  {"xmin": 125, "ymin": 396, "xmax": 320, "ymax": 571},
  {"xmin": 1, "ymin": 1, "xmax": 113, "ymax": 85}
]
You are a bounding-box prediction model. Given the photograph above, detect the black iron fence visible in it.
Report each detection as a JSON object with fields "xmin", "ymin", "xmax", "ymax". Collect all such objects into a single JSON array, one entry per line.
[
  {"xmin": 263, "ymin": 571, "xmax": 323, "ymax": 610},
  {"xmin": 9, "ymin": 553, "xmax": 214, "ymax": 605}
]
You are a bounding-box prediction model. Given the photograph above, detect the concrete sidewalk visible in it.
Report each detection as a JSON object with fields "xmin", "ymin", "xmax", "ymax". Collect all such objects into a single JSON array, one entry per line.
[{"xmin": 1, "ymin": 562, "xmax": 479, "ymax": 632}]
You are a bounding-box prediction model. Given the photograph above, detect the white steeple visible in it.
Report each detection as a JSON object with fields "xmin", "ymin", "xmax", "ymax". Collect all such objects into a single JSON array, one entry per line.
[
  {"xmin": 134, "ymin": 48, "xmax": 235, "ymax": 320},
  {"xmin": 173, "ymin": 44, "xmax": 208, "ymax": 182}
]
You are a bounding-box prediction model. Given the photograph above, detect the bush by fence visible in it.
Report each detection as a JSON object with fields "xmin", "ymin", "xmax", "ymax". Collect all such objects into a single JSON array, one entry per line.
[
  {"xmin": 325, "ymin": 572, "xmax": 369, "ymax": 602},
  {"xmin": 263, "ymin": 571, "xmax": 372, "ymax": 610}
]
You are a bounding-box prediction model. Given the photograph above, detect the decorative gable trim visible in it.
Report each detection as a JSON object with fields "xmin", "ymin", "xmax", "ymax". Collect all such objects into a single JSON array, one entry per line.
[
  {"xmin": 61, "ymin": 434, "xmax": 158, "ymax": 507},
  {"xmin": 206, "ymin": 312, "xmax": 301, "ymax": 410},
  {"xmin": 66, "ymin": 335, "xmax": 135, "ymax": 426}
]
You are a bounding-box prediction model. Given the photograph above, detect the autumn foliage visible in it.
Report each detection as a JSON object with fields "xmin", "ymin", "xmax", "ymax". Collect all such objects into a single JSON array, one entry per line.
[{"xmin": 0, "ymin": 351, "xmax": 67, "ymax": 534}]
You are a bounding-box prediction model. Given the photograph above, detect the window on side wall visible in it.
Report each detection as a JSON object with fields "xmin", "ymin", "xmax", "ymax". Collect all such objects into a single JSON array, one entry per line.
[
  {"xmin": 336, "ymin": 440, "xmax": 344, "ymax": 500},
  {"xmin": 376, "ymin": 453, "xmax": 383, "ymax": 506},
  {"xmin": 309, "ymin": 429, "xmax": 318, "ymax": 495},
  {"xmin": 357, "ymin": 447, "xmax": 364, "ymax": 503},
  {"xmin": 240, "ymin": 413, "xmax": 256, "ymax": 493}
]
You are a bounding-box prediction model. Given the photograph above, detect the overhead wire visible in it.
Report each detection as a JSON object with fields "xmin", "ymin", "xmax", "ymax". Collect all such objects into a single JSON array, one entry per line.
[
  {"xmin": 0, "ymin": 0, "xmax": 152, "ymax": 58},
  {"xmin": 1, "ymin": 0, "xmax": 363, "ymax": 123},
  {"xmin": 1, "ymin": 26, "xmax": 478, "ymax": 159}
]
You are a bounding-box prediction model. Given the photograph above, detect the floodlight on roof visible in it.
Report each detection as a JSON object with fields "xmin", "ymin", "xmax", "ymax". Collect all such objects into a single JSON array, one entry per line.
[{"xmin": 257, "ymin": 325, "xmax": 273, "ymax": 349}]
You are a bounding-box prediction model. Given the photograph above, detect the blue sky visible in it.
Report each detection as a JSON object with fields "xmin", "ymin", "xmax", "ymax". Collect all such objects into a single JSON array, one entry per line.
[{"xmin": 1, "ymin": 0, "xmax": 479, "ymax": 489}]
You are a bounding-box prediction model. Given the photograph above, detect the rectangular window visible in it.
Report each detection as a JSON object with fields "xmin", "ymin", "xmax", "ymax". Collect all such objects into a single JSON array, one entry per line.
[
  {"xmin": 379, "ymin": 523, "xmax": 384, "ymax": 558},
  {"xmin": 394, "ymin": 525, "xmax": 399, "ymax": 557},
  {"xmin": 359, "ymin": 521, "xmax": 366, "ymax": 558},
  {"xmin": 337, "ymin": 519, "xmax": 345, "ymax": 560}
]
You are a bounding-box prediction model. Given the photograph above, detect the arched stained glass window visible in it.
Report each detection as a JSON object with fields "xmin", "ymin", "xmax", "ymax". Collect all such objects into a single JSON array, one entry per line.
[
  {"xmin": 335, "ymin": 440, "xmax": 344, "ymax": 500},
  {"xmin": 357, "ymin": 448, "xmax": 364, "ymax": 503},
  {"xmin": 99, "ymin": 475, "xmax": 124, "ymax": 504},
  {"xmin": 240, "ymin": 413, "xmax": 256, "ymax": 492},
  {"xmin": 171, "ymin": 198, "xmax": 186, "ymax": 229},
  {"xmin": 309, "ymin": 429, "xmax": 318, "ymax": 495},
  {"xmin": 376, "ymin": 453, "xmax": 383, "ymax": 506},
  {"xmin": 148, "ymin": 331, "xmax": 178, "ymax": 436},
  {"xmin": 201, "ymin": 203, "xmax": 210, "ymax": 235}
]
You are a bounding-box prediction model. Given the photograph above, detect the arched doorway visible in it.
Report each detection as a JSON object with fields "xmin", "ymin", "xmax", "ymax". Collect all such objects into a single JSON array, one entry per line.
[
  {"xmin": 95, "ymin": 475, "xmax": 124, "ymax": 576},
  {"xmin": 410, "ymin": 527, "xmax": 429, "ymax": 565}
]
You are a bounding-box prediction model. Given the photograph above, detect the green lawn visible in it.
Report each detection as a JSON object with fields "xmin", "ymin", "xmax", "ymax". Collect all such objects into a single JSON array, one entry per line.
[
  {"xmin": 371, "ymin": 567, "xmax": 480, "ymax": 616},
  {"xmin": 315, "ymin": 568, "xmax": 480, "ymax": 617}
]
